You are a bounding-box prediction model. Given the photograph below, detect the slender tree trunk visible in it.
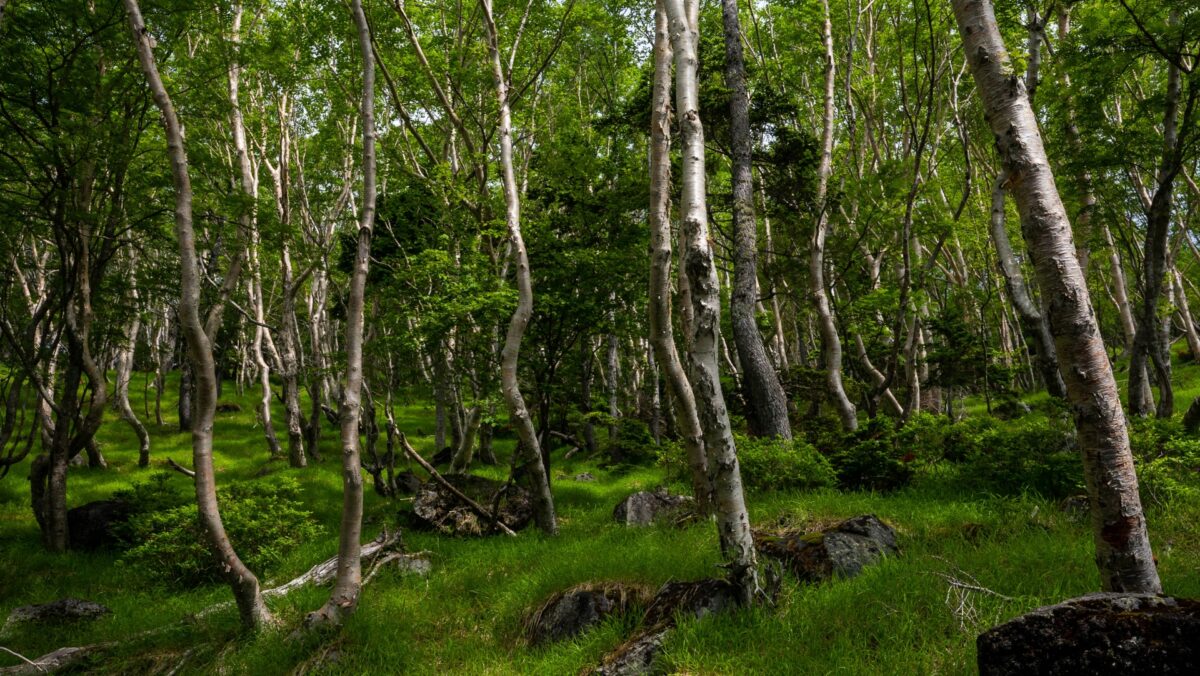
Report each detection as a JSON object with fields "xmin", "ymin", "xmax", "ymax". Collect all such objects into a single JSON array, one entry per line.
[
  {"xmin": 116, "ymin": 291, "xmax": 150, "ymax": 467},
  {"xmin": 449, "ymin": 406, "xmax": 482, "ymax": 474},
  {"xmin": 1056, "ymin": 7, "xmax": 1096, "ymax": 273},
  {"xmin": 953, "ymin": 0, "xmax": 1160, "ymax": 594},
  {"xmin": 227, "ymin": 7, "xmax": 281, "ymax": 458},
  {"xmin": 580, "ymin": 340, "xmax": 597, "ymax": 454},
  {"xmin": 648, "ymin": 0, "xmax": 712, "ymax": 513},
  {"xmin": 990, "ymin": 173, "xmax": 1067, "ymax": 398},
  {"xmin": 154, "ymin": 315, "xmax": 169, "ymax": 426},
  {"xmin": 811, "ymin": 0, "xmax": 857, "ymax": 431},
  {"xmin": 721, "ymin": 0, "xmax": 791, "ymax": 439},
  {"xmin": 1129, "ymin": 27, "xmax": 1186, "ymax": 419},
  {"xmin": 178, "ymin": 357, "xmax": 193, "ymax": 432},
  {"xmin": 481, "ymin": 0, "xmax": 557, "ymax": 535},
  {"xmin": 267, "ymin": 118, "xmax": 308, "ymax": 468},
  {"xmin": 606, "ymin": 320, "xmax": 621, "ymax": 455},
  {"xmin": 665, "ymin": 0, "xmax": 758, "ymax": 602},
  {"xmin": 125, "ymin": 0, "xmax": 275, "ymax": 629},
  {"xmin": 1173, "ymin": 266, "xmax": 1200, "ymax": 360},
  {"xmin": 307, "ymin": 0, "xmax": 374, "ymax": 627}
]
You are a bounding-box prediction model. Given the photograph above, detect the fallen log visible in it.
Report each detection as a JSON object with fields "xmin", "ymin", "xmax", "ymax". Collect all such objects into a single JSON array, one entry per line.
[{"xmin": 0, "ymin": 531, "xmax": 429, "ymax": 674}]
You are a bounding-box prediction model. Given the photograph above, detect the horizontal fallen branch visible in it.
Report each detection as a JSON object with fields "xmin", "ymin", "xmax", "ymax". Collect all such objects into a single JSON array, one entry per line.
[{"xmin": 165, "ymin": 457, "xmax": 195, "ymax": 479}]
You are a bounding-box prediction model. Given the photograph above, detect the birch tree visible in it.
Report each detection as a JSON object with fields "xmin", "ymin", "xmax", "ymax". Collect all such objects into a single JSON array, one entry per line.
[
  {"xmin": 953, "ymin": 0, "xmax": 1161, "ymax": 594},
  {"xmin": 663, "ymin": 0, "xmax": 758, "ymax": 602},
  {"xmin": 124, "ymin": 0, "xmax": 275, "ymax": 629}
]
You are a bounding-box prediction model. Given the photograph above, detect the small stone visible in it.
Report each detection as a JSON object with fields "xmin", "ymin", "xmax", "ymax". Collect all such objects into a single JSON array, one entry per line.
[
  {"xmin": 574, "ymin": 472, "xmax": 596, "ymax": 482},
  {"xmin": 977, "ymin": 593, "xmax": 1200, "ymax": 675}
]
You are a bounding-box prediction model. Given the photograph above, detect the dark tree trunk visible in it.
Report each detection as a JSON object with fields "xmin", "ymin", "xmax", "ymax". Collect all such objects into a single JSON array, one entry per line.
[{"xmin": 721, "ymin": 0, "xmax": 791, "ymax": 440}]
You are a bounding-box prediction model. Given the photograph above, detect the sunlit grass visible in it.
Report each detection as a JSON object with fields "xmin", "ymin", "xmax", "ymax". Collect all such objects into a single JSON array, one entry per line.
[{"xmin": 1, "ymin": 369, "xmax": 1198, "ymax": 674}]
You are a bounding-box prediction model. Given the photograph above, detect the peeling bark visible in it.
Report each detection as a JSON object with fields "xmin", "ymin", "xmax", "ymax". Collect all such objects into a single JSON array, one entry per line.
[{"xmin": 953, "ymin": 0, "xmax": 1160, "ymax": 594}]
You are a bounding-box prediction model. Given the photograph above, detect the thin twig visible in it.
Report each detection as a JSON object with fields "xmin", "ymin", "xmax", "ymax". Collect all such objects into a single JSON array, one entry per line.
[
  {"xmin": 400, "ymin": 433, "xmax": 517, "ymax": 536},
  {"xmin": 0, "ymin": 647, "xmax": 43, "ymax": 673}
]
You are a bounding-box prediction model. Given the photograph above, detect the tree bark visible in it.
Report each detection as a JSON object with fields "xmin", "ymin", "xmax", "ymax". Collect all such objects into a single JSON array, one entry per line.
[
  {"xmin": 953, "ymin": 0, "xmax": 1160, "ymax": 594},
  {"xmin": 811, "ymin": 0, "xmax": 857, "ymax": 432},
  {"xmin": 480, "ymin": 0, "xmax": 557, "ymax": 535},
  {"xmin": 307, "ymin": 0, "xmax": 374, "ymax": 628},
  {"xmin": 648, "ymin": 0, "xmax": 712, "ymax": 514},
  {"xmin": 664, "ymin": 0, "xmax": 758, "ymax": 602},
  {"xmin": 989, "ymin": 173, "xmax": 1067, "ymax": 398},
  {"xmin": 721, "ymin": 0, "xmax": 791, "ymax": 440},
  {"xmin": 124, "ymin": 0, "xmax": 274, "ymax": 629}
]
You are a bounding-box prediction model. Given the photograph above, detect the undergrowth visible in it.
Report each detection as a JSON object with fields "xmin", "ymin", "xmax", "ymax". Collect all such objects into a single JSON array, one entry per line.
[{"xmin": 1, "ymin": 370, "xmax": 1198, "ymax": 674}]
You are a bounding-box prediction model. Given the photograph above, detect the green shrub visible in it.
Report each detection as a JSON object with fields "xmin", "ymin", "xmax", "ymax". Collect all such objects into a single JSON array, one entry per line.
[
  {"xmin": 828, "ymin": 418, "xmax": 915, "ymax": 492},
  {"xmin": 734, "ymin": 435, "xmax": 836, "ymax": 492},
  {"xmin": 962, "ymin": 419, "xmax": 1082, "ymax": 499},
  {"xmin": 119, "ymin": 476, "xmax": 321, "ymax": 587},
  {"xmin": 1128, "ymin": 420, "xmax": 1200, "ymax": 507},
  {"xmin": 655, "ymin": 435, "xmax": 835, "ymax": 492}
]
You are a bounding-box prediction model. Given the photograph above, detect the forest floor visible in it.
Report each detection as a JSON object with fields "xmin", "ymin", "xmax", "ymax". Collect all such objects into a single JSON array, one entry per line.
[{"xmin": 3, "ymin": 368, "xmax": 1200, "ymax": 675}]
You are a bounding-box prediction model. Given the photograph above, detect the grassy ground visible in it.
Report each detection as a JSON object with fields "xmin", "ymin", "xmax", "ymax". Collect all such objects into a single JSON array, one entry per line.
[{"xmin": 1, "ymin": 370, "xmax": 1199, "ymax": 675}]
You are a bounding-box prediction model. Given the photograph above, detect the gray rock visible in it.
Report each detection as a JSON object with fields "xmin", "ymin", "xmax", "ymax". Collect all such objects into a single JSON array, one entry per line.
[
  {"xmin": 574, "ymin": 472, "xmax": 596, "ymax": 482},
  {"xmin": 410, "ymin": 474, "xmax": 532, "ymax": 536},
  {"xmin": 978, "ymin": 593, "xmax": 1200, "ymax": 675},
  {"xmin": 596, "ymin": 579, "xmax": 740, "ymax": 675},
  {"xmin": 66, "ymin": 499, "xmax": 131, "ymax": 551},
  {"xmin": 525, "ymin": 583, "xmax": 650, "ymax": 646},
  {"xmin": 612, "ymin": 490, "xmax": 693, "ymax": 527},
  {"xmin": 755, "ymin": 514, "xmax": 899, "ymax": 583},
  {"xmin": 2, "ymin": 598, "xmax": 110, "ymax": 637}
]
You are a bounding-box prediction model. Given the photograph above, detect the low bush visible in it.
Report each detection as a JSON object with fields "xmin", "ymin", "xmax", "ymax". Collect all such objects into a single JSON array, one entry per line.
[
  {"xmin": 734, "ymin": 435, "xmax": 836, "ymax": 492},
  {"xmin": 118, "ymin": 476, "xmax": 321, "ymax": 587},
  {"xmin": 961, "ymin": 419, "xmax": 1081, "ymax": 499},
  {"xmin": 827, "ymin": 418, "xmax": 915, "ymax": 492}
]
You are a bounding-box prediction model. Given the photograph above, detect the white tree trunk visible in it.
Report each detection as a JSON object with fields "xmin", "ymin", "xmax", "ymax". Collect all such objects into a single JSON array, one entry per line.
[
  {"xmin": 953, "ymin": 0, "xmax": 1161, "ymax": 594},
  {"xmin": 664, "ymin": 0, "xmax": 758, "ymax": 602}
]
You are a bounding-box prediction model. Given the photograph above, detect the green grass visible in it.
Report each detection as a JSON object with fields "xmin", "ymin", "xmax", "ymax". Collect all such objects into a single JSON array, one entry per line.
[{"xmin": 2, "ymin": 372, "xmax": 1199, "ymax": 675}]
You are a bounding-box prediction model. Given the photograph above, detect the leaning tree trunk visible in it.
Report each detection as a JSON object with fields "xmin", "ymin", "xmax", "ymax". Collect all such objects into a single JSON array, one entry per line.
[
  {"xmin": 648, "ymin": 0, "xmax": 713, "ymax": 514},
  {"xmin": 481, "ymin": 0, "xmax": 558, "ymax": 535},
  {"xmin": 811, "ymin": 0, "xmax": 857, "ymax": 432},
  {"xmin": 721, "ymin": 0, "xmax": 791, "ymax": 440},
  {"xmin": 125, "ymin": 0, "xmax": 275, "ymax": 630},
  {"xmin": 664, "ymin": 0, "xmax": 758, "ymax": 603},
  {"xmin": 953, "ymin": 0, "xmax": 1160, "ymax": 594},
  {"xmin": 989, "ymin": 173, "xmax": 1067, "ymax": 398},
  {"xmin": 306, "ymin": 0, "xmax": 374, "ymax": 628}
]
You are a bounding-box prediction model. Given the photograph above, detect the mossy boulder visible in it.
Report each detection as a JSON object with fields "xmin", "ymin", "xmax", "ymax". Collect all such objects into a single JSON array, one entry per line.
[
  {"xmin": 525, "ymin": 582, "xmax": 652, "ymax": 646},
  {"xmin": 410, "ymin": 474, "xmax": 532, "ymax": 536},
  {"xmin": 977, "ymin": 593, "xmax": 1200, "ymax": 675},
  {"xmin": 754, "ymin": 514, "xmax": 899, "ymax": 583},
  {"xmin": 612, "ymin": 489, "xmax": 693, "ymax": 527}
]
